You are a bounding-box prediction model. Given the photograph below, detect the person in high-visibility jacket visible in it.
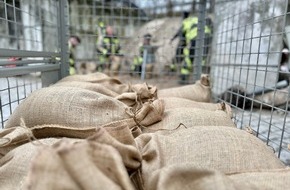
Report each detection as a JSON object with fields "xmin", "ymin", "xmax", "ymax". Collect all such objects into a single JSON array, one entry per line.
[
  {"xmin": 131, "ymin": 33, "xmax": 152, "ymax": 75},
  {"xmin": 180, "ymin": 15, "xmax": 212, "ymax": 83},
  {"xmin": 68, "ymin": 35, "xmax": 81, "ymax": 75},
  {"xmin": 96, "ymin": 25, "xmax": 121, "ymax": 72},
  {"xmin": 170, "ymin": 11, "xmax": 191, "ymax": 68}
]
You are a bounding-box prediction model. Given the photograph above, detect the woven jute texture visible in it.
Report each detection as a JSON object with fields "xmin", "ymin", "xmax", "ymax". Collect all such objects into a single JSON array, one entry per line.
[
  {"xmin": 23, "ymin": 139, "xmax": 135, "ymax": 190},
  {"xmin": 5, "ymin": 86, "xmax": 163, "ymax": 129},
  {"xmin": 0, "ymin": 125, "xmax": 141, "ymax": 190},
  {"xmin": 143, "ymin": 107, "xmax": 235, "ymax": 133},
  {"xmin": 161, "ymin": 97, "xmax": 232, "ymax": 117},
  {"xmin": 57, "ymin": 72, "xmax": 112, "ymax": 83},
  {"xmin": 0, "ymin": 138, "xmax": 62, "ymax": 190},
  {"xmin": 157, "ymin": 74, "xmax": 211, "ymax": 102},
  {"xmin": 144, "ymin": 165, "xmax": 290, "ymax": 190},
  {"xmin": 0, "ymin": 124, "xmax": 97, "ymax": 158},
  {"xmin": 53, "ymin": 81, "xmax": 121, "ymax": 97},
  {"xmin": 25, "ymin": 139, "xmax": 133, "ymax": 190},
  {"xmin": 135, "ymin": 126, "xmax": 284, "ymax": 189},
  {"xmin": 146, "ymin": 165, "xmax": 238, "ymax": 190},
  {"xmin": 5, "ymin": 86, "xmax": 130, "ymax": 128},
  {"xmin": 228, "ymin": 168, "xmax": 290, "ymax": 189}
]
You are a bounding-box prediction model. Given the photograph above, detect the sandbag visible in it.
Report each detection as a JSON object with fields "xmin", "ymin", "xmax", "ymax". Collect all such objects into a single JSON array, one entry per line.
[
  {"xmin": 4, "ymin": 86, "xmax": 130, "ymax": 128},
  {"xmin": 5, "ymin": 86, "xmax": 163, "ymax": 129},
  {"xmin": 157, "ymin": 74, "xmax": 211, "ymax": 102},
  {"xmin": 53, "ymin": 81, "xmax": 120, "ymax": 97},
  {"xmin": 0, "ymin": 124, "xmax": 97, "ymax": 158},
  {"xmin": 135, "ymin": 126, "xmax": 285, "ymax": 188},
  {"xmin": 228, "ymin": 168, "xmax": 290, "ymax": 189},
  {"xmin": 55, "ymin": 78, "xmax": 157, "ymax": 107},
  {"xmin": 143, "ymin": 107, "xmax": 235, "ymax": 132},
  {"xmin": 1, "ymin": 124, "xmax": 140, "ymax": 167},
  {"xmin": 57, "ymin": 72, "xmax": 112, "ymax": 82},
  {"xmin": 0, "ymin": 138, "xmax": 62, "ymax": 190},
  {"xmin": 143, "ymin": 165, "xmax": 238, "ymax": 190},
  {"xmin": 143, "ymin": 165, "xmax": 290, "ymax": 190},
  {"xmin": 161, "ymin": 97, "xmax": 232, "ymax": 117},
  {"xmin": 22, "ymin": 139, "xmax": 135, "ymax": 190}
]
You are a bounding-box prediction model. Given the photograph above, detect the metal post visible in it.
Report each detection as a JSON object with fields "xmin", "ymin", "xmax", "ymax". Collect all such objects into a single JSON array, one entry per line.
[
  {"xmin": 141, "ymin": 47, "xmax": 148, "ymax": 81},
  {"xmin": 58, "ymin": 0, "xmax": 69, "ymax": 78},
  {"xmin": 193, "ymin": 0, "xmax": 207, "ymax": 82}
]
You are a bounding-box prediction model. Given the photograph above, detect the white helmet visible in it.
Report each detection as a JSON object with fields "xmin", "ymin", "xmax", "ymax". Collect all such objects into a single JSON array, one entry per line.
[{"xmin": 282, "ymin": 48, "xmax": 289, "ymax": 54}]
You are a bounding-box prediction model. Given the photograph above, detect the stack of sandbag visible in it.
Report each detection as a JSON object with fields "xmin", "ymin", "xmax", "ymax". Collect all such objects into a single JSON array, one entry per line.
[
  {"xmin": 5, "ymin": 73, "xmax": 162, "ymax": 130},
  {"xmin": 0, "ymin": 124, "xmax": 140, "ymax": 189},
  {"xmin": 133, "ymin": 127, "xmax": 287, "ymax": 190},
  {"xmin": 1, "ymin": 72, "xmax": 288, "ymax": 190},
  {"xmin": 157, "ymin": 74, "xmax": 211, "ymax": 102}
]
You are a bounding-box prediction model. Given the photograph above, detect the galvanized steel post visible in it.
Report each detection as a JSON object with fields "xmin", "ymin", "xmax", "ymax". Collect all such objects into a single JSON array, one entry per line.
[
  {"xmin": 193, "ymin": 0, "xmax": 207, "ymax": 82},
  {"xmin": 58, "ymin": 0, "xmax": 69, "ymax": 78}
]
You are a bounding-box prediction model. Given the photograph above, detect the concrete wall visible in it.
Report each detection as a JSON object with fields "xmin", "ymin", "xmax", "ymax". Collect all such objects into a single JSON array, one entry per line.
[{"xmin": 211, "ymin": 0, "xmax": 287, "ymax": 95}]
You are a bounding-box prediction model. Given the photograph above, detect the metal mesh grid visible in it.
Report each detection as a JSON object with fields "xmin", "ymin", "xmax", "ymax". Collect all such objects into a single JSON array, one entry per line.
[
  {"xmin": 0, "ymin": 0, "xmax": 68, "ymax": 128},
  {"xmin": 69, "ymin": 0, "xmax": 214, "ymax": 87},
  {"xmin": 211, "ymin": 0, "xmax": 290, "ymax": 164},
  {"xmin": 0, "ymin": 75, "xmax": 41, "ymax": 128},
  {"xmin": 1, "ymin": 0, "xmax": 289, "ymax": 165}
]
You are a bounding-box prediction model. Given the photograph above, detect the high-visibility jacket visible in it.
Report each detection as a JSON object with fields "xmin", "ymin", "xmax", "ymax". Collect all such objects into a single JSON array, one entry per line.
[
  {"xmin": 68, "ymin": 42, "xmax": 76, "ymax": 75},
  {"xmin": 183, "ymin": 16, "xmax": 211, "ymax": 44},
  {"xmin": 97, "ymin": 36, "xmax": 120, "ymax": 56}
]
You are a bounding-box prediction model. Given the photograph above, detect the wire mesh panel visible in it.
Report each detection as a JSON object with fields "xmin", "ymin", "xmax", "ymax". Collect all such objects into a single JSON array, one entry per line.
[
  {"xmin": 68, "ymin": 0, "xmax": 214, "ymax": 87},
  {"xmin": 211, "ymin": 0, "xmax": 290, "ymax": 164},
  {"xmin": 0, "ymin": 0, "xmax": 69, "ymax": 128}
]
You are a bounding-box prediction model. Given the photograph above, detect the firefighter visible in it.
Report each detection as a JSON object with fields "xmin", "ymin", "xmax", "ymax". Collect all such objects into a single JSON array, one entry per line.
[
  {"xmin": 68, "ymin": 35, "xmax": 81, "ymax": 75},
  {"xmin": 96, "ymin": 25, "xmax": 121, "ymax": 72},
  {"xmin": 131, "ymin": 33, "xmax": 152, "ymax": 76},
  {"xmin": 180, "ymin": 14, "xmax": 212, "ymax": 83},
  {"xmin": 170, "ymin": 11, "xmax": 191, "ymax": 69}
]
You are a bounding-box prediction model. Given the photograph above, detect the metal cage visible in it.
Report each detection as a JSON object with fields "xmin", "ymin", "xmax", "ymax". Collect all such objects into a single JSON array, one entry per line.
[{"xmin": 1, "ymin": 0, "xmax": 289, "ymax": 165}]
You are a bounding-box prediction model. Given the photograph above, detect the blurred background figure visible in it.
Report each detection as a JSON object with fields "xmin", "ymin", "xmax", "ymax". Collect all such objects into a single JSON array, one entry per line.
[
  {"xmin": 96, "ymin": 25, "xmax": 121, "ymax": 74},
  {"xmin": 132, "ymin": 33, "xmax": 153, "ymax": 76},
  {"xmin": 169, "ymin": 11, "xmax": 190, "ymax": 72},
  {"xmin": 278, "ymin": 48, "xmax": 290, "ymax": 85},
  {"xmin": 68, "ymin": 35, "xmax": 81, "ymax": 75},
  {"xmin": 176, "ymin": 11, "xmax": 211, "ymax": 84}
]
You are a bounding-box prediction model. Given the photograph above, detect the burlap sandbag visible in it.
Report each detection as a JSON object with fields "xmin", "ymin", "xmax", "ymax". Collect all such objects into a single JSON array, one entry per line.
[
  {"xmin": 0, "ymin": 124, "xmax": 97, "ymax": 158},
  {"xmin": 25, "ymin": 140, "xmax": 133, "ymax": 190},
  {"xmin": 161, "ymin": 97, "xmax": 232, "ymax": 117},
  {"xmin": 56, "ymin": 72, "xmax": 131, "ymax": 94},
  {"xmin": 157, "ymin": 74, "xmax": 211, "ymax": 102},
  {"xmin": 0, "ymin": 138, "xmax": 63, "ymax": 190},
  {"xmin": 53, "ymin": 81, "xmax": 120, "ymax": 97},
  {"xmin": 143, "ymin": 165, "xmax": 239, "ymax": 190},
  {"xmin": 143, "ymin": 107, "xmax": 235, "ymax": 133},
  {"xmin": 100, "ymin": 99, "xmax": 165, "ymax": 136},
  {"xmin": 23, "ymin": 139, "xmax": 135, "ymax": 190},
  {"xmin": 253, "ymin": 87, "xmax": 290, "ymax": 108},
  {"xmin": 115, "ymin": 83, "xmax": 157, "ymax": 107},
  {"xmin": 228, "ymin": 168, "xmax": 290, "ymax": 189},
  {"xmin": 143, "ymin": 165, "xmax": 290, "ymax": 190},
  {"xmin": 57, "ymin": 72, "xmax": 111, "ymax": 82},
  {"xmin": 5, "ymin": 86, "xmax": 163, "ymax": 129},
  {"xmin": 55, "ymin": 79, "xmax": 157, "ymax": 107},
  {"xmin": 135, "ymin": 126, "xmax": 285, "ymax": 188}
]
